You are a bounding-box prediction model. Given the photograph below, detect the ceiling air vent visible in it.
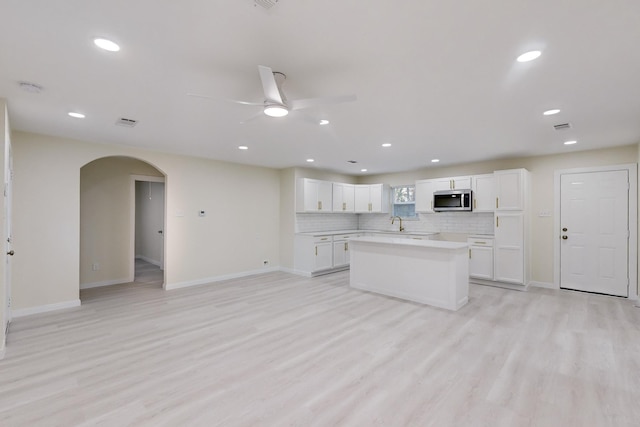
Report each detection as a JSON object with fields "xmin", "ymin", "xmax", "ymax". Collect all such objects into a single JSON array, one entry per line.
[
  {"xmin": 553, "ymin": 123, "xmax": 571, "ymax": 131},
  {"xmin": 254, "ymin": 0, "xmax": 278, "ymax": 9},
  {"xmin": 115, "ymin": 117, "xmax": 138, "ymax": 128}
]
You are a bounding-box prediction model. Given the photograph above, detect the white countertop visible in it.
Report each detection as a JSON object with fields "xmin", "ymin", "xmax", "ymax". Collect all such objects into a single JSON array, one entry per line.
[
  {"xmin": 350, "ymin": 236, "xmax": 468, "ymax": 250},
  {"xmin": 296, "ymin": 229, "xmax": 439, "ymax": 237}
]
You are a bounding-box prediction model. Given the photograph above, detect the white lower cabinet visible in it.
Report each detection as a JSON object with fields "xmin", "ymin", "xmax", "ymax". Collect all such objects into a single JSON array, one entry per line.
[
  {"xmin": 468, "ymin": 237, "xmax": 494, "ymax": 280},
  {"xmin": 494, "ymin": 212, "xmax": 524, "ymax": 284},
  {"xmin": 334, "ymin": 234, "xmax": 358, "ymax": 267},
  {"xmin": 295, "ymin": 233, "xmax": 359, "ymax": 276}
]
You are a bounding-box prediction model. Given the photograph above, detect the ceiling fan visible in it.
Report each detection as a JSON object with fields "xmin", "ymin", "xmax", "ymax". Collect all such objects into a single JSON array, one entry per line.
[{"xmin": 188, "ymin": 65, "xmax": 356, "ymax": 122}]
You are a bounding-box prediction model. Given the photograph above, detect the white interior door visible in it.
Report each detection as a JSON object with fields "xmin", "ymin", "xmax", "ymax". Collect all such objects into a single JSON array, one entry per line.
[
  {"xmin": 4, "ymin": 133, "xmax": 13, "ymax": 328},
  {"xmin": 560, "ymin": 170, "xmax": 629, "ymax": 296}
]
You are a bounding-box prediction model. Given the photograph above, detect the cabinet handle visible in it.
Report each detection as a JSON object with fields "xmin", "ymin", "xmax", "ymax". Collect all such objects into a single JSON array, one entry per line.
[
  {"xmin": 496, "ymin": 216, "xmax": 499, "ymax": 227},
  {"xmin": 469, "ymin": 249, "xmax": 471, "ymax": 259},
  {"xmin": 343, "ymin": 202, "xmax": 346, "ymax": 211},
  {"xmin": 496, "ymin": 197, "xmax": 499, "ymax": 209},
  {"xmin": 320, "ymin": 237, "xmax": 329, "ymax": 241},
  {"xmin": 318, "ymin": 201, "xmax": 322, "ymax": 210},
  {"xmin": 315, "ymin": 246, "xmax": 318, "ymax": 256},
  {"xmin": 473, "ymin": 199, "xmax": 476, "ymax": 210},
  {"xmin": 345, "ymin": 242, "xmax": 348, "ymax": 251},
  {"xmin": 473, "ymin": 241, "xmax": 486, "ymax": 244},
  {"xmin": 450, "ymin": 180, "xmax": 454, "ymax": 189}
]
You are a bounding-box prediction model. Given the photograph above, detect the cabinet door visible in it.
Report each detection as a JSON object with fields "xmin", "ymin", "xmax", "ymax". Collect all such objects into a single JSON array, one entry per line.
[
  {"xmin": 415, "ymin": 180, "xmax": 437, "ymax": 213},
  {"xmin": 495, "ymin": 169, "xmax": 524, "ymax": 210},
  {"xmin": 451, "ymin": 176, "xmax": 471, "ymax": 190},
  {"xmin": 314, "ymin": 242, "xmax": 333, "ymax": 271},
  {"xmin": 369, "ymin": 184, "xmax": 389, "ymax": 213},
  {"xmin": 469, "ymin": 246, "xmax": 494, "ymax": 279},
  {"xmin": 333, "ymin": 241, "xmax": 348, "ymax": 267},
  {"xmin": 354, "ymin": 185, "xmax": 371, "ymax": 212},
  {"xmin": 317, "ymin": 180, "xmax": 333, "ymax": 212},
  {"xmin": 494, "ymin": 212, "xmax": 524, "ymax": 284},
  {"xmin": 332, "ymin": 183, "xmax": 344, "ymax": 212},
  {"xmin": 342, "ymin": 184, "xmax": 355, "ymax": 212},
  {"xmin": 472, "ymin": 174, "xmax": 495, "ymax": 212}
]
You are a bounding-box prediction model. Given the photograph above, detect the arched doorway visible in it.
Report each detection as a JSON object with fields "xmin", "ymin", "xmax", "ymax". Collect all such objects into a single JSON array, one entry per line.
[{"xmin": 80, "ymin": 156, "xmax": 166, "ymax": 293}]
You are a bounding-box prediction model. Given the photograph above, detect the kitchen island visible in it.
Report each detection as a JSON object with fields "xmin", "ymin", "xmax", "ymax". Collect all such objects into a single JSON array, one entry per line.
[{"xmin": 349, "ymin": 236, "xmax": 469, "ymax": 311}]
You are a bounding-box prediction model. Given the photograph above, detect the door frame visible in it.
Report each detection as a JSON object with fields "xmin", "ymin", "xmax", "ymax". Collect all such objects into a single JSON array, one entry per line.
[
  {"xmin": 129, "ymin": 175, "xmax": 166, "ymax": 284},
  {"xmin": 553, "ymin": 163, "xmax": 638, "ymax": 298}
]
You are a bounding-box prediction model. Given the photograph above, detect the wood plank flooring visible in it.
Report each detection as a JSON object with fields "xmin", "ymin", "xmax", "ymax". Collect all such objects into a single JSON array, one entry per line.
[{"xmin": 1, "ymin": 266, "xmax": 640, "ymax": 426}]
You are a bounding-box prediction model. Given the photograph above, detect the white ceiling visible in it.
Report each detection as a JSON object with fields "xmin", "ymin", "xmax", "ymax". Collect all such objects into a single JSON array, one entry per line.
[{"xmin": 1, "ymin": 0, "xmax": 640, "ymax": 175}]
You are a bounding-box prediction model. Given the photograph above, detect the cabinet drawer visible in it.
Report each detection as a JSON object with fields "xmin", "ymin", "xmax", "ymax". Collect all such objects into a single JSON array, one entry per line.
[
  {"xmin": 467, "ymin": 237, "xmax": 494, "ymax": 247},
  {"xmin": 334, "ymin": 234, "xmax": 359, "ymax": 241},
  {"xmin": 313, "ymin": 236, "xmax": 333, "ymax": 244}
]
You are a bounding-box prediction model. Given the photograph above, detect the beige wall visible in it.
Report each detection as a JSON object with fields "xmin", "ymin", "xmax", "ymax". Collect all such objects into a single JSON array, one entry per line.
[
  {"xmin": 13, "ymin": 131, "xmax": 281, "ymax": 310},
  {"xmin": 80, "ymin": 157, "xmax": 163, "ymax": 286},
  {"xmin": 359, "ymin": 145, "xmax": 639, "ymax": 285}
]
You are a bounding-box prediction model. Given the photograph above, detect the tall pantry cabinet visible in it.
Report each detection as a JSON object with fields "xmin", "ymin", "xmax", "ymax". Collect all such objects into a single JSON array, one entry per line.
[{"xmin": 493, "ymin": 169, "xmax": 530, "ymax": 286}]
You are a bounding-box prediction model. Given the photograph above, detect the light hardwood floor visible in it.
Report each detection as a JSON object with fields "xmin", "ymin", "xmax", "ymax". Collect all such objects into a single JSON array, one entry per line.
[{"xmin": 1, "ymin": 267, "xmax": 639, "ymax": 426}]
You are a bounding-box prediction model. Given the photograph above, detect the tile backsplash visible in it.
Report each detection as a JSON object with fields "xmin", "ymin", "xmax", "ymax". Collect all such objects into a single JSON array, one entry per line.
[
  {"xmin": 297, "ymin": 212, "xmax": 494, "ymax": 235},
  {"xmin": 296, "ymin": 213, "xmax": 359, "ymax": 233}
]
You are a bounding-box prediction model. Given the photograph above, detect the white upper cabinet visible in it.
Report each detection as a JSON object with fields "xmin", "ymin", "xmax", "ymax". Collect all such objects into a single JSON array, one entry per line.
[
  {"xmin": 355, "ymin": 184, "xmax": 389, "ymax": 213},
  {"xmin": 332, "ymin": 183, "xmax": 355, "ymax": 212},
  {"xmin": 415, "ymin": 176, "xmax": 472, "ymax": 213},
  {"xmin": 296, "ymin": 178, "xmax": 333, "ymax": 212},
  {"xmin": 495, "ymin": 169, "xmax": 526, "ymax": 211},
  {"xmin": 472, "ymin": 174, "xmax": 495, "ymax": 212}
]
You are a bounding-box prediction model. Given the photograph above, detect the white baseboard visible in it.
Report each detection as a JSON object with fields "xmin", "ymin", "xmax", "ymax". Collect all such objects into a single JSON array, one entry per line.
[
  {"xmin": 80, "ymin": 277, "xmax": 132, "ymax": 290},
  {"xmin": 135, "ymin": 255, "xmax": 162, "ymax": 267},
  {"xmin": 529, "ymin": 281, "xmax": 558, "ymax": 290},
  {"xmin": 13, "ymin": 299, "xmax": 81, "ymax": 318},
  {"xmin": 165, "ymin": 266, "xmax": 281, "ymax": 290}
]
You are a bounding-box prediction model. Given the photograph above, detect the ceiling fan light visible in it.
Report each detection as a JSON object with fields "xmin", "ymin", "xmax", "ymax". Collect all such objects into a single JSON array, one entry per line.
[{"xmin": 264, "ymin": 105, "xmax": 288, "ymax": 117}]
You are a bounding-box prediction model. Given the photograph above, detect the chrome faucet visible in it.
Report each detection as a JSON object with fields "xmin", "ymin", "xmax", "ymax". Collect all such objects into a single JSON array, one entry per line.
[{"xmin": 391, "ymin": 216, "xmax": 405, "ymax": 232}]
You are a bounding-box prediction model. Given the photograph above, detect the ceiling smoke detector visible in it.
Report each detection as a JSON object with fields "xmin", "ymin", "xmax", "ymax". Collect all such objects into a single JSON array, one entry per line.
[
  {"xmin": 115, "ymin": 117, "xmax": 138, "ymax": 128},
  {"xmin": 254, "ymin": 0, "xmax": 278, "ymax": 9}
]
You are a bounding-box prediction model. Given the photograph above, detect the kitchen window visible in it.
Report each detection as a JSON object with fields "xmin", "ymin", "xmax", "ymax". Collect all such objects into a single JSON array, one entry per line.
[{"xmin": 392, "ymin": 185, "xmax": 417, "ymax": 219}]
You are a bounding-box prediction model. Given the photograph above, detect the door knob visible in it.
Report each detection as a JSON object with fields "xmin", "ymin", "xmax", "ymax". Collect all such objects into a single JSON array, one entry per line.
[
  {"xmin": 7, "ymin": 250, "xmax": 14, "ymax": 256},
  {"xmin": 158, "ymin": 230, "xmax": 163, "ymax": 234},
  {"xmin": 562, "ymin": 227, "xmax": 568, "ymax": 232},
  {"xmin": 562, "ymin": 235, "xmax": 568, "ymax": 240}
]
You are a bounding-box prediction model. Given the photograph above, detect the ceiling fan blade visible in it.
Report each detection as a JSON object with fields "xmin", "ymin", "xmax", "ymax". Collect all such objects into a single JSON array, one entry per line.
[
  {"xmin": 258, "ymin": 65, "xmax": 284, "ymax": 105},
  {"xmin": 289, "ymin": 94, "xmax": 357, "ymax": 111},
  {"xmin": 239, "ymin": 111, "xmax": 264, "ymax": 124},
  {"xmin": 187, "ymin": 92, "xmax": 263, "ymax": 106}
]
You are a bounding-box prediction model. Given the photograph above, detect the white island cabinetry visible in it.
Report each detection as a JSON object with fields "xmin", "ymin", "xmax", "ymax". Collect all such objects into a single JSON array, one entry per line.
[{"xmin": 349, "ymin": 236, "xmax": 469, "ymax": 311}]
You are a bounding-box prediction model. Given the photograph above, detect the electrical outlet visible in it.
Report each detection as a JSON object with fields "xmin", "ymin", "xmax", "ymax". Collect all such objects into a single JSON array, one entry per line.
[
  {"xmin": 263, "ymin": 260, "xmax": 269, "ymax": 266},
  {"xmin": 92, "ymin": 263, "xmax": 99, "ymax": 271}
]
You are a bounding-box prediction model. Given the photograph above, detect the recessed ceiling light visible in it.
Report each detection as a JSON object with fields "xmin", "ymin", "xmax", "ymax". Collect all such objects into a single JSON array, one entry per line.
[
  {"xmin": 68, "ymin": 112, "xmax": 85, "ymax": 119},
  {"xmin": 306, "ymin": 158, "xmax": 315, "ymax": 163},
  {"xmin": 431, "ymin": 159, "xmax": 440, "ymax": 163},
  {"xmin": 564, "ymin": 140, "xmax": 577, "ymax": 145},
  {"xmin": 238, "ymin": 145, "xmax": 249, "ymax": 150},
  {"xmin": 360, "ymin": 168, "xmax": 368, "ymax": 172},
  {"xmin": 319, "ymin": 119, "xmax": 329, "ymax": 125},
  {"xmin": 264, "ymin": 105, "xmax": 288, "ymax": 117},
  {"xmin": 93, "ymin": 38, "xmax": 120, "ymax": 52},
  {"xmin": 381, "ymin": 143, "xmax": 392, "ymax": 147},
  {"xmin": 543, "ymin": 109, "xmax": 561, "ymax": 116},
  {"xmin": 517, "ymin": 50, "xmax": 541, "ymax": 62}
]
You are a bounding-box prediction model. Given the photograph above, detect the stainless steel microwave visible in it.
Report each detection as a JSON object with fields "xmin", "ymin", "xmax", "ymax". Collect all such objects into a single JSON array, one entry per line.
[{"xmin": 433, "ymin": 189, "xmax": 473, "ymax": 212}]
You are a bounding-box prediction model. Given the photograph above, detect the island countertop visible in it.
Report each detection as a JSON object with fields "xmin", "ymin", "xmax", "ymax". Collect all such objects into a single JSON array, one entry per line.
[{"xmin": 349, "ymin": 236, "xmax": 467, "ymax": 250}]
